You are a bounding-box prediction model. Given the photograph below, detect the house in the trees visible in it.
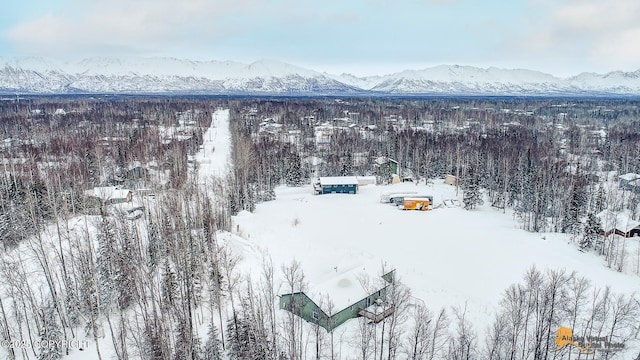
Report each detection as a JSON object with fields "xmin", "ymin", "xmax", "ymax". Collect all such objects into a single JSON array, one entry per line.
[
  {"xmin": 374, "ymin": 157, "xmax": 399, "ymax": 176},
  {"xmin": 314, "ymin": 176, "xmax": 358, "ymax": 195},
  {"xmin": 627, "ymin": 180, "xmax": 640, "ymax": 193},
  {"xmin": 279, "ymin": 267, "xmax": 396, "ymax": 332},
  {"xmin": 618, "ymin": 173, "xmax": 640, "ymax": 191},
  {"xmin": 596, "ymin": 210, "xmax": 640, "ymax": 238},
  {"xmin": 85, "ymin": 186, "xmax": 133, "ymax": 205}
]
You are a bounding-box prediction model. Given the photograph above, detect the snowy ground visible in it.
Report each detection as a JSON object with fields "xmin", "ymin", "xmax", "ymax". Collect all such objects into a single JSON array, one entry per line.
[
  {"xmin": 5, "ymin": 108, "xmax": 636, "ymax": 359},
  {"xmin": 189, "ymin": 109, "xmax": 640, "ymax": 357},
  {"xmin": 194, "ymin": 108, "xmax": 231, "ymax": 183},
  {"xmin": 227, "ymin": 182, "xmax": 640, "ymax": 355}
]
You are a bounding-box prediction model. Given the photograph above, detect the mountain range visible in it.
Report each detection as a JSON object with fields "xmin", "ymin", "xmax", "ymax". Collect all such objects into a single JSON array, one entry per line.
[{"xmin": 1, "ymin": 57, "xmax": 640, "ymax": 96}]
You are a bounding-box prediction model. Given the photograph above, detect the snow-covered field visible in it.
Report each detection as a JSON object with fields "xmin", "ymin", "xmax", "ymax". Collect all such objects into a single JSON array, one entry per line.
[
  {"xmin": 230, "ymin": 182, "xmax": 640, "ymax": 323},
  {"xmin": 197, "ymin": 108, "xmax": 640, "ymax": 358}
]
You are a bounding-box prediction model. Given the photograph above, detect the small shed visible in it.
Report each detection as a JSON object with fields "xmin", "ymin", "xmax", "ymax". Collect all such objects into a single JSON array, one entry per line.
[
  {"xmin": 444, "ymin": 175, "xmax": 458, "ymax": 186},
  {"xmin": 374, "ymin": 157, "xmax": 398, "ymax": 175},
  {"xmin": 314, "ymin": 176, "xmax": 359, "ymax": 195},
  {"xmin": 357, "ymin": 176, "xmax": 377, "ymax": 186},
  {"xmin": 388, "ymin": 159, "xmax": 399, "ymax": 175}
]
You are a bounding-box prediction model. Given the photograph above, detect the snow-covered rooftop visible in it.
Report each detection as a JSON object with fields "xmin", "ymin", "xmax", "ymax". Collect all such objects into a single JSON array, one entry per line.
[
  {"xmin": 319, "ymin": 176, "xmax": 359, "ymax": 186},
  {"xmin": 618, "ymin": 173, "xmax": 640, "ymax": 181},
  {"xmin": 596, "ymin": 209, "xmax": 640, "ymax": 232},
  {"xmin": 305, "ymin": 257, "xmax": 391, "ymax": 313},
  {"xmin": 84, "ymin": 186, "xmax": 132, "ymax": 201}
]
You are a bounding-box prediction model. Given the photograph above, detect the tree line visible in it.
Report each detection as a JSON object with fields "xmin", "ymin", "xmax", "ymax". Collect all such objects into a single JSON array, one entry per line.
[
  {"xmin": 0, "ymin": 96, "xmax": 638, "ymax": 359},
  {"xmin": 226, "ymin": 97, "xmax": 640, "ymax": 273}
]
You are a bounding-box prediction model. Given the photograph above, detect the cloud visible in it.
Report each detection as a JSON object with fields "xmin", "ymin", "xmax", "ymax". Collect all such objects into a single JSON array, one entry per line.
[
  {"xmin": 593, "ymin": 27, "xmax": 640, "ymax": 69},
  {"xmin": 369, "ymin": 0, "xmax": 459, "ymax": 4},
  {"xmin": 4, "ymin": 0, "xmax": 464, "ymax": 60},
  {"xmin": 512, "ymin": 0, "xmax": 640, "ymax": 72},
  {"xmin": 6, "ymin": 0, "xmax": 635, "ymax": 76},
  {"xmin": 4, "ymin": 0, "xmax": 266, "ymax": 57},
  {"xmin": 550, "ymin": 0, "xmax": 638, "ymax": 34}
]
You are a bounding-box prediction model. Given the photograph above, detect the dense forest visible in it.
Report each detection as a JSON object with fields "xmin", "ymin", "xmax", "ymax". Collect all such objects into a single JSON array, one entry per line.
[
  {"xmin": 0, "ymin": 96, "xmax": 638, "ymax": 359},
  {"xmin": 230, "ymin": 98, "xmax": 640, "ymax": 245}
]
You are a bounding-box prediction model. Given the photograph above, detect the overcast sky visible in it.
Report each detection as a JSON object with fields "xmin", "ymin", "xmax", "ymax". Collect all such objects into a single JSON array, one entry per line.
[{"xmin": 1, "ymin": 0, "xmax": 639, "ymax": 77}]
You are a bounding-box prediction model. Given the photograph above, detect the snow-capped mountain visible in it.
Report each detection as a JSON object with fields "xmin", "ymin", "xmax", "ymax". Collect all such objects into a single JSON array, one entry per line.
[
  {"xmin": 368, "ymin": 65, "xmax": 570, "ymax": 94},
  {"xmin": 566, "ymin": 70, "xmax": 640, "ymax": 94},
  {"xmin": 0, "ymin": 57, "xmax": 361, "ymax": 95},
  {"xmin": 1, "ymin": 57, "xmax": 640, "ymax": 95}
]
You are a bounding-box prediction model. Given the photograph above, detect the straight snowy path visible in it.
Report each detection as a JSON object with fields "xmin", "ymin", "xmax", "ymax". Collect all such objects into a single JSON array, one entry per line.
[{"xmin": 195, "ymin": 108, "xmax": 231, "ymax": 183}]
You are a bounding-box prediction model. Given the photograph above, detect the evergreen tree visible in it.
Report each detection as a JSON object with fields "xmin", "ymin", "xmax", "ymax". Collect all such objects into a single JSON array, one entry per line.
[
  {"xmin": 262, "ymin": 187, "xmax": 276, "ymax": 202},
  {"xmin": 375, "ymin": 161, "xmax": 392, "ymax": 185},
  {"xmin": 116, "ymin": 224, "xmax": 137, "ymax": 310},
  {"xmin": 580, "ymin": 212, "xmax": 602, "ymax": 250},
  {"xmin": 561, "ymin": 183, "xmax": 586, "ymax": 234},
  {"xmin": 285, "ymin": 151, "xmax": 303, "ymax": 186},
  {"xmin": 64, "ymin": 275, "xmax": 82, "ymax": 328},
  {"xmin": 38, "ymin": 304, "xmax": 63, "ymax": 360},
  {"xmin": 340, "ymin": 151, "xmax": 354, "ymax": 176},
  {"xmin": 147, "ymin": 215, "xmax": 162, "ymax": 270},
  {"xmin": 226, "ymin": 314, "xmax": 250, "ymax": 360},
  {"xmin": 514, "ymin": 151, "xmax": 536, "ymax": 230},
  {"xmin": 28, "ymin": 176, "xmax": 52, "ymax": 221},
  {"xmin": 96, "ymin": 217, "xmax": 118, "ymax": 311},
  {"xmin": 0, "ymin": 175, "xmax": 29, "ymax": 247},
  {"xmin": 162, "ymin": 259, "xmax": 178, "ymax": 308},
  {"xmin": 463, "ymin": 165, "xmax": 482, "ymax": 210},
  {"xmin": 144, "ymin": 327, "xmax": 165, "ymax": 360},
  {"xmin": 173, "ymin": 319, "xmax": 200, "ymax": 360},
  {"xmin": 202, "ymin": 324, "xmax": 223, "ymax": 360},
  {"xmin": 226, "ymin": 313, "xmax": 268, "ymax": 360},
  {"xmin": 84, "ymin": 150, "xmax": 100, "ymax": 186},
  {"xmin": 192, "ymin": 337, "xmax": 203, "ymax": 360},
  {"xmin": 0, "ymin": 204, "xmax": 22, "ymax": 247},
  {"xmin": 594, "ymin": 186, "xmax": 607, "ymax": 213}
]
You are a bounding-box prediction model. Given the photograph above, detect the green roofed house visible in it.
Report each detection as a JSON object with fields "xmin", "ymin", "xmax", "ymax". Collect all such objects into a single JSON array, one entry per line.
[{"xmin": 279, "ymin": 265, "xmax": 395, "ymax": 332}]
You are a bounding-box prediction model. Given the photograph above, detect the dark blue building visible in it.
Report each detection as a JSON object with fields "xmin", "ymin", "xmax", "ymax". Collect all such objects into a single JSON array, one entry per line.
[{"xmin": 314, "ymin": 176, "xmax": 359, "ymax": 194}]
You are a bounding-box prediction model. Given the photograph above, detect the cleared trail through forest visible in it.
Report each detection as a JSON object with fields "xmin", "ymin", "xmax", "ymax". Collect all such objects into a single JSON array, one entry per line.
[{"xmin": 195, "ymin": 108, "xmax": 231, "ymax": 184}]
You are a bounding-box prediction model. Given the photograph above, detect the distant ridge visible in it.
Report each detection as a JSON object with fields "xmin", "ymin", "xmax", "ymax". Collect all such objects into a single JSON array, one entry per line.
[{"xmin": 1, "ymin": 57, "xmax": 640, "ymax": 95}]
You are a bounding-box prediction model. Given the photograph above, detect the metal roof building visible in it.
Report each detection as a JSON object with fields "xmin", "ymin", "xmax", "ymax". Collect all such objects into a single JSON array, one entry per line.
[{"xmin": 314, "ymin": 176, "xmax": 359, "ymax": 195}]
